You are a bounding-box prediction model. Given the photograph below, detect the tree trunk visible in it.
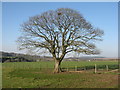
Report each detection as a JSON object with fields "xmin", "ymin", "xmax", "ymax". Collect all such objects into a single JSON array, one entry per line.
[{"xmin": 54, "ymin": 60, "xmax": 62, "ymax": 73}]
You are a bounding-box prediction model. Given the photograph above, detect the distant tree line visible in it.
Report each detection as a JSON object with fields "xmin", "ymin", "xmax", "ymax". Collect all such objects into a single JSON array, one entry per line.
[
  {"xmin": 0, "ymin": 51, "xmax": 116, "ymax": 63},
  {"xmin": 1, "ymin": 51, "xmax": 53, "ymax": 63}
]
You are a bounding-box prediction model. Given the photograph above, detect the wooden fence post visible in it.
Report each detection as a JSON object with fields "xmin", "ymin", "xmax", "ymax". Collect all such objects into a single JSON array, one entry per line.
[
  {"xmin": 95, "ymin": 64, "xmax": 97, "ymax": 73},
  {"xmin": 67, "ymin": 67, "xmax": 69, "ymax": 72},
  {"xmin": 106, "ymin": 65, "xmax": 108, "ymax": 71},
  {"xmin": 84, "ymin": 67, "xmax": 86, "ymax": 70},
  {"xmin": 119, "ymin": 64, "xmax": 120, "ymax": 70},
  {"xmin": 75, "ymin": 66, "xmax": 77, "ymax": 71},
  {"xmin": 46, "ymin": 64, "xmax": 48, "ymax": 69},
  {"xmin": 40, "ymin": 65, "xmax": 41, "ymax": 70}
]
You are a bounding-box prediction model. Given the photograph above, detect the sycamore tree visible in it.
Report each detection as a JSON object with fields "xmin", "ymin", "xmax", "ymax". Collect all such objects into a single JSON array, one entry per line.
[{"xmin": 17, "ymin": 8, "xmax": 104, "ymax": 73}]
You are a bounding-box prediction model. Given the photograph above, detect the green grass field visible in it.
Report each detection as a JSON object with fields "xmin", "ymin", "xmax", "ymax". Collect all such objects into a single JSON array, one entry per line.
[{"xmin": 2, "ymin": 61, "xmax": 119, "ymax": 88}]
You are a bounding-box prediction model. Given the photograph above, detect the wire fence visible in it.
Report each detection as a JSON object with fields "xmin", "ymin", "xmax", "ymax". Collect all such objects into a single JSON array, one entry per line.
[
  {"xmin": 3, "ymin": 62, "xmax": 119, "ymax": 73},
  {"xmin": 61, "ymin": 64, "xmax": 119, "ymax": 73}
]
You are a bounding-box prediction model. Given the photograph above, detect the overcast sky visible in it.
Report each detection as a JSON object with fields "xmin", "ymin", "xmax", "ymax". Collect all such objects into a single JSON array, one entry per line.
[{"xmin": 1, "ymin": 2, "xmax": 118, "ymax": 58}]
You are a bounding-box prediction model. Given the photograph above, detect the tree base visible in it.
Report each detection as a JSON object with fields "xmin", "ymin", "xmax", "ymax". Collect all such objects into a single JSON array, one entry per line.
[
  {"xmin": 53, "ymin": 60, "xmax": 62, "ymax": 73},
  {"xmin": 53, "ymin": 68, "xmax": 63, "ymax": 73}
]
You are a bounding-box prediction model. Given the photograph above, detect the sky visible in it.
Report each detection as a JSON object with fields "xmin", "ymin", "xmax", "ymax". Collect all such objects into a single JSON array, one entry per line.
[{"xmin": 1, "ymin": 2, "xmax": 118, "ymax": 58}]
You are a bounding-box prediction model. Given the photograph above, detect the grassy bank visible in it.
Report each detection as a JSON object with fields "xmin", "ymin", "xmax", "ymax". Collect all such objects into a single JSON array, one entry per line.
[{"xmin": 2, "ymin": 61, "xmax": 119, "ymax": 88}]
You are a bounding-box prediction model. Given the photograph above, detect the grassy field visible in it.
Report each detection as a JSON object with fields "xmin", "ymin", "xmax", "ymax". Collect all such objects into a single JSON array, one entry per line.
[{"xmin": 2, "ymin": 61, "xmax": 119, "ymax": 88}]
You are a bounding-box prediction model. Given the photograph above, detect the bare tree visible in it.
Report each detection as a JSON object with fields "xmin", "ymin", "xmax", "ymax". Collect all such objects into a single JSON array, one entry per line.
[{"xmin": 17, "ymin": 8, "xmax": 104, "ymax": 73}]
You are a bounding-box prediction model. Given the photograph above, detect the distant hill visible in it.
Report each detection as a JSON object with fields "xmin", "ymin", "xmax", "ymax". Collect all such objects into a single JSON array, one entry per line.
[{"xmin": 0, "ymin": 51, "xmax": 53, "ymax": 62}]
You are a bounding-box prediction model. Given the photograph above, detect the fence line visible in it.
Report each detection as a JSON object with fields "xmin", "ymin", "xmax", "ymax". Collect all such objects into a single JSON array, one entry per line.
[
  {"xmin": 6, "ymin": 63, "xmax": 119, "ymax": 73},
  {"xmin": 60, "ymin": 64, "xmax": 119, "ymax": 72}
]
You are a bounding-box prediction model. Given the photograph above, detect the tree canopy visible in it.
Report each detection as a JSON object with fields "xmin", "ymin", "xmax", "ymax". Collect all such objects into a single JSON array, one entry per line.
[{"xmin": 17, "ymin": 8, "xmax": 104, "ymax": 73}]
